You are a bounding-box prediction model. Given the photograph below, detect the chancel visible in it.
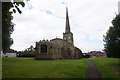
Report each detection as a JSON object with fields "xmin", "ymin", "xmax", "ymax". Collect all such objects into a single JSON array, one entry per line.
[{"xmin": 35, "ymin": 7, "xmax": 83, "ymax": 60}]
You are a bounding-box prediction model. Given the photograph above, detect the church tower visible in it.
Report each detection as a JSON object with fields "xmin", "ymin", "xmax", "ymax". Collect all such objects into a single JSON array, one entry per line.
[{"xmin": 63, "ymin": 7, "xmax": 74, "ymax": 45}]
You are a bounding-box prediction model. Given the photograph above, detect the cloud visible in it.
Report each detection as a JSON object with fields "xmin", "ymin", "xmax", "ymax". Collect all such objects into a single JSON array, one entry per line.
[{"xmin": 11, "ymin": 0, "xmax": 119, "ymax": 52}]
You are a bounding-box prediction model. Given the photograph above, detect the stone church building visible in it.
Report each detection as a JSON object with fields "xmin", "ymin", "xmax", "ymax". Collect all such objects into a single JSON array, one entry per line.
[{"xmin": 35, "ymin": 7, "xmax": 83, "ymax": 60}]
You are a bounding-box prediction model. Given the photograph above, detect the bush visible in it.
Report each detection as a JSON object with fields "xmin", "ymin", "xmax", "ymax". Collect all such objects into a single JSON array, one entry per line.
[{"xmin": 17, "ymin": 51, "xmax": 34, "ymax": 57}]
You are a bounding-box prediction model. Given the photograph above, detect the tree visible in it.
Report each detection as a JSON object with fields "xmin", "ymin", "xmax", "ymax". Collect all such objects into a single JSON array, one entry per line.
[
  {"xmin": 17, "ymin": 45, "xmax": 35, "ymax": 57},
  {"xmin": 27, "ymin": 45, "xmax": 35, "ymax": 52},
  {"xmin": 103, "ymin": 14, "xmax": 120, "ymax": 58},
  {"xmin": 2, "ymin": 1, "xmax": 25, "ymax": 53}
]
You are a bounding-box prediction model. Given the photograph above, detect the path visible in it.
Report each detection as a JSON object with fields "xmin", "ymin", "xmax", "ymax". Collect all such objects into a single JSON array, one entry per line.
[{"xmin": 85, "ymin": 59, "xmax": 102, "ymax": 80}]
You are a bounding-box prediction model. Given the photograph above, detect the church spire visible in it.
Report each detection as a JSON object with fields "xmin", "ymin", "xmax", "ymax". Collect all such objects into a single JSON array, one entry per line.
[
  {"xmin": 63, "ymin": 7, "xmax": 74, "ymax": 45},
  {"xmin": 65, "ymin": 7, "xmax": 70, "ymax": 33}
]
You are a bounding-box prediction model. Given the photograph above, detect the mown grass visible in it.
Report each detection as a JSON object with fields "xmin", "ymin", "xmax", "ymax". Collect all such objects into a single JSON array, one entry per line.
[
  {"xmin": 88, "ymin": 58, "xmax": 120, "ymax": 79},
  {"xmin": 2, "ymin": 57, "xmax": 88, "ymax": 78}
]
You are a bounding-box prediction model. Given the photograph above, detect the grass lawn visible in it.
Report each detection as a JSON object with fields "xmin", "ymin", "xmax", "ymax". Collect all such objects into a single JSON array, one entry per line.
[
  {"xmin": 2, "ymin": 57, "xmax": 88, "ymax": 78},
  {"xmin": 88, "ymin": 58, "xmax": 120, "ymax": 79}
]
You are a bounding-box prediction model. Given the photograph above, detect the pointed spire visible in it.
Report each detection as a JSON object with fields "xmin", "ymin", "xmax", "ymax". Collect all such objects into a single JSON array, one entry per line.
[{"xmin": 65, "ymin": 7, "xmax": 70, "ymax": 33}]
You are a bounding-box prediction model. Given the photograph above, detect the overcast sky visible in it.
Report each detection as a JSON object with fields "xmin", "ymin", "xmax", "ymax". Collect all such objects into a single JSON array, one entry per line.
[{"xmin": 11, "ymin": 0, "xmax": 119, "ymax": 52}]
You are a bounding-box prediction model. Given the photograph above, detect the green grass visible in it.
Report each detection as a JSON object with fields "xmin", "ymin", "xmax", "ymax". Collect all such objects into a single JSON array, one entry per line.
[
  {"xmin": 88, "ymin": 58, "xmax": 120, "ymax": 79},
  {"xmin": 2, "ymin": 57, "xmax": 88, "ymax": 78}
]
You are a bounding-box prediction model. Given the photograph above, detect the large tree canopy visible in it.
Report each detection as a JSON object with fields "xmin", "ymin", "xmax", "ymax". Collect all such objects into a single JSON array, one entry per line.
[
  {"xmin": 2, "ymin": 2, "xmax": 25, "ymax": 53},
  {"xmin": 103, "ymin": 14, "xmax": 120, "ymax": 58}
]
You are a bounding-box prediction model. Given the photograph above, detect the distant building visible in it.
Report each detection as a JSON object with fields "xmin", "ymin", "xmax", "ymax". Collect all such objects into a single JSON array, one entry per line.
[
  {"xmin": 83, "ymin": 53, "xmax": 90, "ymax": 58},
  {"xmin": 88, "ymin": 51, "xmax": 107, "ymax": 58},
  {"xmin": 1, "ymin": 48, "xmax": 17, "ymax": 57},
  {"xmin": 35, "ymin": 7, "xmax": 83, "ymax": 60}
]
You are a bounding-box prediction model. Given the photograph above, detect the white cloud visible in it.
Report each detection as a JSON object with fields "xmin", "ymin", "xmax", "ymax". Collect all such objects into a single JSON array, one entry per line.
[{"xmin": 11, "ymin": 0, "xmax": 119, "ymax": 52}]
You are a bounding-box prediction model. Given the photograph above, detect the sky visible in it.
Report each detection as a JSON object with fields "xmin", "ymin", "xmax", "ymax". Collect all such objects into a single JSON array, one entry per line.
[{"xmin": 11, "ymin": 0, "xmax": 119, "ymax": 53}]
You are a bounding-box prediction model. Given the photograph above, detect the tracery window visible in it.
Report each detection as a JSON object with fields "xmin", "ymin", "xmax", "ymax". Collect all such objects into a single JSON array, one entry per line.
[{"xmin": 41, "ymin": 44, "xmax": 47, "ymax": 53}]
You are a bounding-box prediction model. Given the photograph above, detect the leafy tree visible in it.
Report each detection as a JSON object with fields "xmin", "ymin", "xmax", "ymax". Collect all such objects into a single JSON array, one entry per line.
[
  {"xmin": 18, "ymin": 45, "xmax": 35, "ymax": 57},
  {"xmin": 2, "ymin": 1, "xmax": 25, "ymax": 53},
  {"xmin": 103, "ymin": 14, "xmax": 120, "ymax": 58},
  {"xmin": 27, "ymin": 45, "xmax": 35, "ymax": 51}
]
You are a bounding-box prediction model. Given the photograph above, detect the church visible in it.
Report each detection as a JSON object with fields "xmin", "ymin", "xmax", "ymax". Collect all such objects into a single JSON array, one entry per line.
[{"xmin": 35, "ymin": 7, "xmax": 83, "ymax": 60}]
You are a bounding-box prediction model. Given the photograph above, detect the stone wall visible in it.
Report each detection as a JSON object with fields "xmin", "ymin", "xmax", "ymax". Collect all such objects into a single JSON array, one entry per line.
[{"xmin": 35, "ymin": 38, "xmax": 83, "ymax": 60}]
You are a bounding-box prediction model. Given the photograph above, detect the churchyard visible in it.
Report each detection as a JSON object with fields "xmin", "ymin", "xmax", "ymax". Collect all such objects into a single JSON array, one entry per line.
[
  {"xmin": 1, "ymin": 0, "xmax": 120, "ymax": 79},
  {"xmin": 88, "ymin": 58, "xmax": 120, "ymax": 78},
  {"xmin": 2, "ymin": 58, "xmax": 88, "ymax": 78},
  {"xmin": 2, "ymin": 57, "xmax": 120, "ymax": 79}
]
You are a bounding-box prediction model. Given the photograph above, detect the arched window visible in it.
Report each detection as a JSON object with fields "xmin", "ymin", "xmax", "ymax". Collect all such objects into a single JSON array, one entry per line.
[{"xmin": 41, "ymin": 44, "xmax": 47, "ymax": 53}]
